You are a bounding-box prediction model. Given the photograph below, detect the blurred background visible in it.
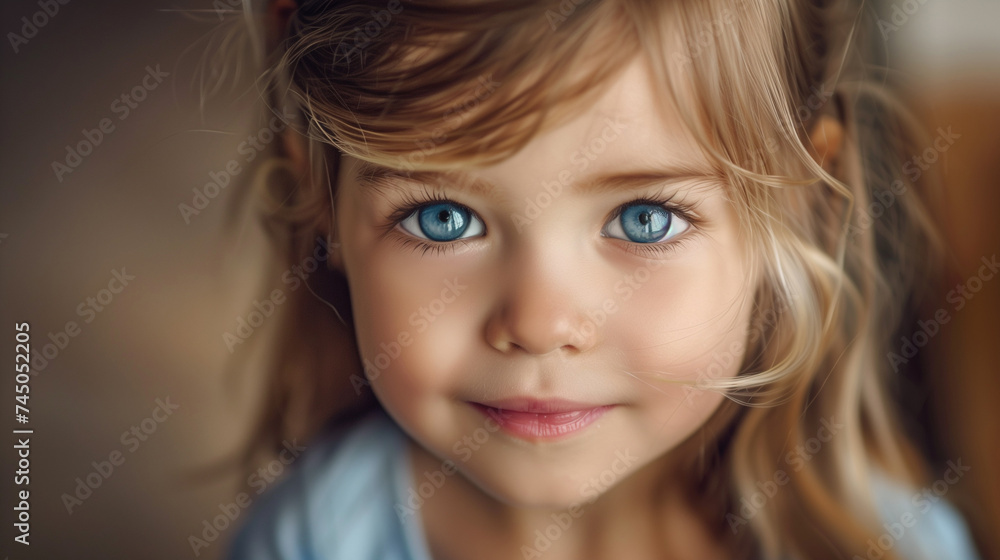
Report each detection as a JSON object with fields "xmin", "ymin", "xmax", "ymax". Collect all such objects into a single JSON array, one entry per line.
[{"xmin": 0, "ymin": 0, "xmax": 997, "ymax": 558}]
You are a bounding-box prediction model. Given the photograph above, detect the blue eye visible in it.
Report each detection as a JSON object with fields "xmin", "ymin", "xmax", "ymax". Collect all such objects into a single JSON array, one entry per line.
[
  {"xmin": 399, "ymin": 202, "xmax": 485, "ymax": 242},
  {"xmin": 603, "ymin": 203, "xmax": 689, "ymax": 244}
]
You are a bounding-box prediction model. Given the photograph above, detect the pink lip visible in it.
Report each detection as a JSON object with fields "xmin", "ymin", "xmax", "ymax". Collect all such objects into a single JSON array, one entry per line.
[{"xmin": 469, "ymin": 398, "xmax": 614, "ymax": 440}]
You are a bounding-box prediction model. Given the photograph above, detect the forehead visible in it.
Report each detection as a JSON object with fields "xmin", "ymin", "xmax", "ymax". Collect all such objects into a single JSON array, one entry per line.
[
  {"xmin": 478, "ymin": 53, "xmax": 717, "ymax": 186},
  {"xmin": 347, "ymin": 52, "xmax": 720, "ymax": 201}
]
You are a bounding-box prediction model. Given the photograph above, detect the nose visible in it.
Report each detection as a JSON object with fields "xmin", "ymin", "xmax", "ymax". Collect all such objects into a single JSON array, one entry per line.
[{"xmin": 485, "ymin": 247, "xmax": 600, "ymax": 356}]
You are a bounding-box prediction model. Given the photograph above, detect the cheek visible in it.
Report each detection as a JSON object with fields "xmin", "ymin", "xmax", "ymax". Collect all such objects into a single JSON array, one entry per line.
[
  {"xmin": 343, "ymin": 240, "xmax": 477, "ymax": 417},
  {"xmin": 606, "ymin": 248, "xmax": 752, "ymax": 431}
]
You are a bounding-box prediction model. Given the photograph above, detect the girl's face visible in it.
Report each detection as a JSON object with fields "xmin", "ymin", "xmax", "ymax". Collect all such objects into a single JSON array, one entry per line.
[{"xmin": 334, "ymin": 54, "xmax": 755, "ymax": 508}]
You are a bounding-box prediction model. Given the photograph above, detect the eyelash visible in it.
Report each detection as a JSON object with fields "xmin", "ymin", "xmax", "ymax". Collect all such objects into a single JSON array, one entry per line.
[
  {"xmin": 379, "ymin": 185, "xmax": 701, "ymax": 258},
  {"xmin": 604, "ymin": 194, "xmax": 700, "ymax": 258},
  {"xmin": 379, "ymin": 186, "xmax": 475, "ymax": 257}
]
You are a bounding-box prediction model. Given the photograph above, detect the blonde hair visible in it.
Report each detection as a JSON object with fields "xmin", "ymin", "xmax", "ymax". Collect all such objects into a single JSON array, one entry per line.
[{"xmin": 219, "ymin": 1, "xmax": 946, "ymax": 558}]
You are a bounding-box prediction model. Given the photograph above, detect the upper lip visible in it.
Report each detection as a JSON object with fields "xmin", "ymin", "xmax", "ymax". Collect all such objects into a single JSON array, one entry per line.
[{"xmin": 471, "ymin": 397, "xmax": 609, "ymax": 414}]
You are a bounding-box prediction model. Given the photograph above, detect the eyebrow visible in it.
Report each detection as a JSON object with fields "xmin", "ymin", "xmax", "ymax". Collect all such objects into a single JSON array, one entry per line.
[
  {"xmin": 353, "ymin": 160, "xmax": 721, "ymax": 202},
  {"xmin": 354, "ymin": 161, "xmax": 502, "ymax": 201}
]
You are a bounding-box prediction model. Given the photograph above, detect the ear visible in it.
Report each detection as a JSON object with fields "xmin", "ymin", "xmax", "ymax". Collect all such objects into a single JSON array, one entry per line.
[{"xmin": 807, "ymin": 114, "xmax": 844, "ymax": 173}]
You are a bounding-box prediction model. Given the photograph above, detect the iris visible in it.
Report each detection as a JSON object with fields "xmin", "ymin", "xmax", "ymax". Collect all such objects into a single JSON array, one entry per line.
[
  {"xmin": 618, "ymin": 204, "xmax": 672, "ymax": 243},
  {"xmin": 416, "ymin": 203, "xmax": 470, "ymax": 241}
]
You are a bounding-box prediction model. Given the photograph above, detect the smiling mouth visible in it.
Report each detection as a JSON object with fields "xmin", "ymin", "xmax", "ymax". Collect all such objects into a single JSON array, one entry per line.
[{"xmin": 468, "ymin": 399, "xmax": 614, "ymax": 440}]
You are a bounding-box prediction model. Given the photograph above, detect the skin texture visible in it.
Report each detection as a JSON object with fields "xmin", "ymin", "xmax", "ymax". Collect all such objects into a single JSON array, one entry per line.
[{"xmin": 331, "ymin": 54, "xmax": 756, "ymax": 559}]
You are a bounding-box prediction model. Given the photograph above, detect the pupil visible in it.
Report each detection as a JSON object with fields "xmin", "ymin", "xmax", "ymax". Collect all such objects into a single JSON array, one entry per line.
[
  {"xmin": 438, "ymin": 210, "xmax": 451, "ymax": 223},
  {"xmin": 639, "ymin": 212, "xmax": 650, "ymax": 225}
]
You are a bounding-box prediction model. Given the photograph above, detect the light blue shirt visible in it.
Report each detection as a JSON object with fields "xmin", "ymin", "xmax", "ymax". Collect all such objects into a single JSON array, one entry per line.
[{"xmin": 225, "ymin": 409, "xmax": 981, "ymax": 560}]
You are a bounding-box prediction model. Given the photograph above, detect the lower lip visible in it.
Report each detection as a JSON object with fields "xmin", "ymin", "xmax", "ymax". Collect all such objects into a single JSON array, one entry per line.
[{"xmin": 469, "ymin": 403, "xmax": 613, "ymax": 440}]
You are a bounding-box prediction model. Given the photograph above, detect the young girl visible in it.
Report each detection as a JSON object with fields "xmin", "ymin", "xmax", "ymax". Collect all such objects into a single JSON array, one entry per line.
[{"xmin": 221, "ymin": 0, "xmax": 982, "ymax": 558}]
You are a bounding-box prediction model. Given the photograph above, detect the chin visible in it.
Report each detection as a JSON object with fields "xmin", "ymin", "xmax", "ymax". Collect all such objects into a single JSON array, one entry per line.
[
  {"xmin": 455, "ymin": 451, "xmax": 632, "ymax": 511},
  {"xmin": 471, "ymin": 475, "xmax": 592, "ymax": 510}
]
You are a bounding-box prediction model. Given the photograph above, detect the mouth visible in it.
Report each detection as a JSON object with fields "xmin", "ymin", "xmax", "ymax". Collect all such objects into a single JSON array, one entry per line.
[{"xmin": 468, "ymin": 398, "xmax": 614, "ymax": 441}]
